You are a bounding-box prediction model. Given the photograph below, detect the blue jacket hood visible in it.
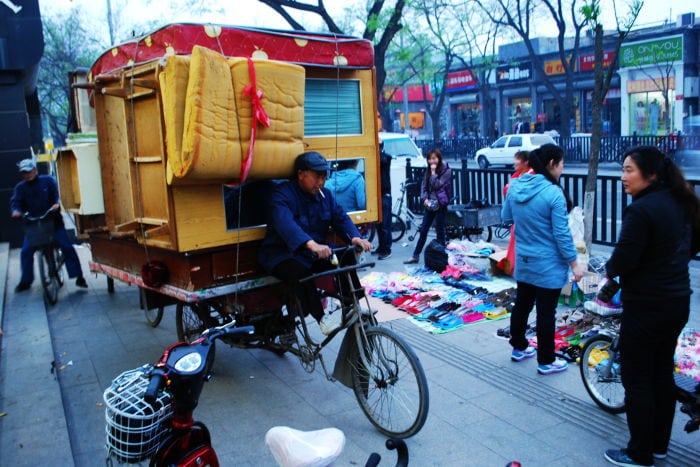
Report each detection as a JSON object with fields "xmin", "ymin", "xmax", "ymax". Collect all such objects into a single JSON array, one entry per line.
[
  {"xmin": 506, "ymin": 172, "xmax": 552, "ymax": 204},
  {"xmin": 327, "ymin": 169, "xmax": 362, "ymax": 194}
]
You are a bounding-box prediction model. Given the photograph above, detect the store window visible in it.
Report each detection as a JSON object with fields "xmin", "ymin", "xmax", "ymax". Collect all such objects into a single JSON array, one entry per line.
[
  {"xmin": 453, "ymin": 102, "xmax": 480, "ymax": 137},
  {"xmin": 509, "ymin": 98, "xmax": 531, "ymax": 134},
  {"xmin": 629, "ymin": 91, "xmax": 674, "ymax": 136}
]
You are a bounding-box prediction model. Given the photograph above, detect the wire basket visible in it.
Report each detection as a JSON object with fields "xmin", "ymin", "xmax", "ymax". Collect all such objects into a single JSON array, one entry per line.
[
  {"xmin": 22, "ymin": 218, "xmax": 55, "ymax": 248},
  {"xmin": 104, "ymin": 365, "xmax": 172, "ymax": 463}
]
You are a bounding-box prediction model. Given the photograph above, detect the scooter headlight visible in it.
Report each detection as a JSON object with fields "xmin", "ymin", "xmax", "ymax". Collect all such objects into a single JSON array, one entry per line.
[{"xmin": 173, "ymin": 352, "xmax": 203, "ymax": 373}]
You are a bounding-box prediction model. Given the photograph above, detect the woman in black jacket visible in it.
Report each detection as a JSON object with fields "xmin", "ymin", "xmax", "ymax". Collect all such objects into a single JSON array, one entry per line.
[{"xmin": 603, "ymin": 146, "xmax": 700, "ymax": 467}]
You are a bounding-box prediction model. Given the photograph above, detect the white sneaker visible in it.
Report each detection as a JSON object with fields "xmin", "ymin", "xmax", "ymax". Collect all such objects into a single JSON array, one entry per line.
[
  {"xmin": 584, "ymin": 299, "xmax": 622, "ymax": 317},
  {"xmin": 319, "ymin": 314, "xmax": 340, "ymax": 335}
]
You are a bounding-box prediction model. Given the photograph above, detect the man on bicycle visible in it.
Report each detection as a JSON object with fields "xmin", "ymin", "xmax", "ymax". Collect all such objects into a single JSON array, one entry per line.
[
  {"xmin": 258, "ymin": 152, "xmax": 371, "ymax": 335},
  {"xmin": 10, "ymin": 159, "xmax": 87, "ymax": 292}
]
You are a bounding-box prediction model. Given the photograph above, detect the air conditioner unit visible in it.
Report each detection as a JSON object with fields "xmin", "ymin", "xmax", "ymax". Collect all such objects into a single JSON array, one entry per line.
[{"xmin": 677, "ymin": 12, "xmax": 695, "ymax": 27}]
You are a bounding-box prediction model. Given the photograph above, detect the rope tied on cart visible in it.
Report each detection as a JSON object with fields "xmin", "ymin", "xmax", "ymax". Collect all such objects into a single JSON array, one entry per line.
[{"xmin": 231, "ymin": 57, "xmax": 271, "ymax": 186}]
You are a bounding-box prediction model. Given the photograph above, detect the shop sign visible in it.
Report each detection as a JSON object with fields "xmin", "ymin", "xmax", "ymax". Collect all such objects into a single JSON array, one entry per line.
[
  {"xmin": 496, "ymin": 63, "xmax": 531, "ymax": 83},
  {"xmin": 620, "ymin": 35, "xmax": 683, "ymax": 68},
  {"xmin": 446, "ymin": 69, "xmax": 477, "ymax": 92},
  {"xmin": 579, "ymin": 51, "xmax": 615, "ymax": 71},
  {"xmin": 626, "ymin": 77, "xmax": 675, "ymax": 93},
  {"xmin": 545, "ymin": 59, "xmax": 567, "ymax": 75}
]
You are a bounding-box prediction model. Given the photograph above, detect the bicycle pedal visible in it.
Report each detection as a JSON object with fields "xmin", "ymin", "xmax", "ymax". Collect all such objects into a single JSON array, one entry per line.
[{"xmin": 279, "ymin": 331, "xmax": 297, "ymax": 347}]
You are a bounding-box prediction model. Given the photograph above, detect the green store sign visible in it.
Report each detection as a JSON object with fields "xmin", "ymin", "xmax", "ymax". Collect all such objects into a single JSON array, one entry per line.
[{"xmin": 620, "ymin": 35, "xmax": 683, "ymax": 67}]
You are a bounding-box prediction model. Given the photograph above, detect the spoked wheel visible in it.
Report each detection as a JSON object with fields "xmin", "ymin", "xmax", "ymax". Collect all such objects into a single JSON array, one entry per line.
[
  {"xmin": 359, "ymin": 223, "xmax": 377, "ymax": 244},
  {"xmin": 580, "ymin": 335, "xmax": 626, "ymax": 414},
  {"xmin": 390, "ymin": 214, "xmax": 406, "ymax": 243},
  {"xmin": 145, "ymin": 307, "xmax": 164, "ymax": 327},
  {"xmin": 349, "ymin": 326, "xmax": 429, "ymax": 438},
  {"xmin": 176, "ymin": 302, "xmax": 218, "ymax": 343},
  {"xmin": 140, "ymin": 288, "xmax": 164, "ymax": 327},
  {"xmin": 466, "ymin": 226, "xmax": 493, "ymax": 243},
  {"xmin": 38, "ymin": 247, "xmax": 63, "ymax": 305}
]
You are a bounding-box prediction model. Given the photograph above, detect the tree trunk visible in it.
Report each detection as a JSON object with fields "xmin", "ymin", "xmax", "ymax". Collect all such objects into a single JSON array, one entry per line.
[{"xmin": 584, "ymin": 24, "xmax": 606, "ymax": 257}]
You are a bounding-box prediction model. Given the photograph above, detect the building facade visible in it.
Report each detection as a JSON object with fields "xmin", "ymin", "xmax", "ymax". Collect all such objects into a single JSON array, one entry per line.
[{"xmin": 445, "ymin": 13, "xmax": 699, "ymax": 139}]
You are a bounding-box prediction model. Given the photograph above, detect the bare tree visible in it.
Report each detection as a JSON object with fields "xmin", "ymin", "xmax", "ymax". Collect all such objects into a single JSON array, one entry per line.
[
  {"xmin": 478, "ymin": 0, "xmax": 589, "ymax": 137},
  {"xmin": 581, "ymin": 0, "xmax": 641, "ymax": 252},
  {"xmin": 256, "ymin": 0, "xmax": 407, "ymax": 129}
]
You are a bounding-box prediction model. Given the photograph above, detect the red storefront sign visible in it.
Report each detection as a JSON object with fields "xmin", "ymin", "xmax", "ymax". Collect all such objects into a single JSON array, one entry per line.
[
  {"xmin": 579, "ymin": 51, "xmax": 615, "ymax": 71},
  {"xmin": 446, "ymin": 69, "xmax": 477, "ymax": 91}
]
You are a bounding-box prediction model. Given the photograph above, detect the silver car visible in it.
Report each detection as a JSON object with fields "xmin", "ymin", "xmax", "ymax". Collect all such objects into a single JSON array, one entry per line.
[{"xmin": 474, "ymin": 133, "xmax": 556, "ymax": 169}]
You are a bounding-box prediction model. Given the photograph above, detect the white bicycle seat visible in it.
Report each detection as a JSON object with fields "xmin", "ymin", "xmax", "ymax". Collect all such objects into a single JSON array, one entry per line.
[{"xmin": 265, "ymin": 426, "xmax": 345, "ymax": 467}]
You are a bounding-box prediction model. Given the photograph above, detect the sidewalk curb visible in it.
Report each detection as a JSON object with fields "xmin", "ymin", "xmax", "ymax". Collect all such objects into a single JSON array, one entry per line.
[{"xmin": 0, "ymin": 246, "xmax": 74, "ymax": 466}]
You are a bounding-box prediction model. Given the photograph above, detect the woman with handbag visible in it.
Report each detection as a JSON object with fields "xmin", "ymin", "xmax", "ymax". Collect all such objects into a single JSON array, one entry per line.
[{"xmin": 404, "ymin": 149, "xmax": 452, "ymax": 264}]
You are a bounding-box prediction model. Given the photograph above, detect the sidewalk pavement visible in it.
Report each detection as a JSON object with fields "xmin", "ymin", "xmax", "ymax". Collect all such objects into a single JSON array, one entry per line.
[{"xmin": 1, "ymin": 239, "xmax": 699, "ymax": 466}]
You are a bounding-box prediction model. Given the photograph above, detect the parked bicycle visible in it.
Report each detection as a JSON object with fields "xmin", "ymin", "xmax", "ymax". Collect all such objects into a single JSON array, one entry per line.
[
  {"xmin": 22, "ymin": 208, "xmax": 65, "ymax": 305},
  {"xmin": 175, "ymin": 245, "xmax": 430, "ymax": 438},
  {"xmin": 359, "ymin": 181, "xmax": 422, "ymax": 245},
  {"xmin": 579, "ymin": 307, "xmax": 700, "ymax": 432}
]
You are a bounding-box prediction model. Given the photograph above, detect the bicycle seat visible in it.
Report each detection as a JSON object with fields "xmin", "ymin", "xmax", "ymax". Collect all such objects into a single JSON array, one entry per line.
[{"xmin": 265, "ymin": 426, "xmax": 345, "ymax": 467}]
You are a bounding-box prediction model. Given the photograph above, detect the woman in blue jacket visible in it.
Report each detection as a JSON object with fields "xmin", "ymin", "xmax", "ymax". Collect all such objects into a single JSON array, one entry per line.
[
  {"xmin": 404, "ymin": 148, "xmax": 451, "ymax": 264},
  {"xmin": 501, "ymin": 144, "xmax": 583, "ymax": 375}
]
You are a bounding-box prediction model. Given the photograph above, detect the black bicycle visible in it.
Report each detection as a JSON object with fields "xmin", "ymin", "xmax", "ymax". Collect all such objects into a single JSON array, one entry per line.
[{"xmin": 23, "ymin": 209, "xmax": 65, "ymax": 305}]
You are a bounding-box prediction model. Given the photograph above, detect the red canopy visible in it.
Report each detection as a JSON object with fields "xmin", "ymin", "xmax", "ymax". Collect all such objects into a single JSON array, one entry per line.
[{"xmin": 90, "ymin": 23, "xmax": 375, "ymax": 78}]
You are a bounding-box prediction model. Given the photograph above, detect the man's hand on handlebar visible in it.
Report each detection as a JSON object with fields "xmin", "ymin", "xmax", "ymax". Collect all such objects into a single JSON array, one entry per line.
[
  {"xmin": 351, "ymin": 236, "xmax": 372, "ymax": 252},
  {"xmin": 306, "ymin": 239, "xmax": 332, "ymax": 260}
]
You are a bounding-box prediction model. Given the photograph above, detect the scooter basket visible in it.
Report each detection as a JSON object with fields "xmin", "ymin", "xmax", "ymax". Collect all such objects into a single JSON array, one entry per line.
[{"xmin": 103, "ymin": 365, "xmax": 173, "ymax": 463}]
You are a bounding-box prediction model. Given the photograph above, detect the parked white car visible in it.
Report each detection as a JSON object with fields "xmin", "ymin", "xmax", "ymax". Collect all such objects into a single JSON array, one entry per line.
[
  {"xmin": 378, "ymin": 131, "xmax": 425, "ymax": 167},
  {"xmin": 474, "ymin": 133, "xmax": 556, "ymax": 169}
]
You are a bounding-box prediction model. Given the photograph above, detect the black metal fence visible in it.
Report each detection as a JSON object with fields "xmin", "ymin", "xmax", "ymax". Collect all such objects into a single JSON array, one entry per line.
[
  {"xmin": 415, "ymin": 134, "xmax": 700, "ymax": 164},
  {"xmin": 405, "ymin": 161, "xmax": 700, "ymax": 249}
]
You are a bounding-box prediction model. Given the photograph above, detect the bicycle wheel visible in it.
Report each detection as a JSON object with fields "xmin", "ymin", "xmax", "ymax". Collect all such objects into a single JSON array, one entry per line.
[
  {"xmin": 38, "ymin": 247, "xmax": 60, "ymax": 305},
  {"xmin": 359, "ymin": 223, "xmax": 376, "ymax": 243},
  {"xmin": 145, "ymin": 307, "xmax": 165, "ymax": 327},
  {"xmin": 176, "ymin": 302, "xmax": 216, "ymax": 343},
  {"xmin": 466, "ymin": 226, "xmax": 493, "ymax": 243},
  {"xmin": 580, "ymin": 334, "xmax": 626, "ymax": 414},
  {"xmin": 349, "ymin": 326, "xmax": 429, "ymax": 438},
  {"xmin": 390, "ymin": 214, "xmax": 406, "ymax": 243}
]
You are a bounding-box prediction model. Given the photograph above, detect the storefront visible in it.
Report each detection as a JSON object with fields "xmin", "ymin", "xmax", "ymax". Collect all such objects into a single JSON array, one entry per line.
[
  {"xmin": 497, "ymin": 62, "xmax": 533, "ymax": 134},
  {"xmin": 445, "ymin": 69, "xmax": 480, "ymax": 137},
  {"xmin": 618, "ymin": 35, "xmax": 683, "ymax": 136}
]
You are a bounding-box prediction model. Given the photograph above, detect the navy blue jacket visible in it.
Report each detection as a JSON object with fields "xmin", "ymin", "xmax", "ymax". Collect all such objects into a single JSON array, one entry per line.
[
  {"xmin": 259, "ymin": 180, "xmax": 361, "ymax": 271},
  {"xmin": 10, "ymin": 175, "xmax": 63, "ymax": 226}
]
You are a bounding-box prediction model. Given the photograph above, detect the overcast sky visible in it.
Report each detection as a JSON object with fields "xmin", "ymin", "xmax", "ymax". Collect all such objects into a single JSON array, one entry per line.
[{"xmin": 38, "ymin": 0, "xmax": 698, "ymax": 41}]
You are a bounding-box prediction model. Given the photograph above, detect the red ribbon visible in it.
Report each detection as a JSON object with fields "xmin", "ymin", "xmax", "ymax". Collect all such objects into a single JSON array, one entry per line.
[{"xmin": 235, "ymin": 57, "xmax": 271, "ymax": 185}]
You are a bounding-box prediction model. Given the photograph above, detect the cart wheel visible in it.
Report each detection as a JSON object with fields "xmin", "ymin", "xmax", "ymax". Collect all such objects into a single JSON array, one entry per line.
[
  {"xmin": 145, "ymin": 307, "xmax": 164, "ymax": 327},
  {"xmin": 467, "ymin": 226, "xmax": 492, "ymax": 243}
]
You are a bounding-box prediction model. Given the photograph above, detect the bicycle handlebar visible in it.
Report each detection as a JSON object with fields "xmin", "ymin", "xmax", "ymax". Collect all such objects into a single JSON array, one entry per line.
[{"xmin": 23, "ymin": 207, "xmax": 58, "ymax": 222}]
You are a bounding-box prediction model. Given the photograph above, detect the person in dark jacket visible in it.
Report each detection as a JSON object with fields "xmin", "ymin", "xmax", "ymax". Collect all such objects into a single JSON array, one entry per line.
[
  {"xmin": 374, "ymin": 138, "xmax": 392, "ymax": 260},
  {"xmin": 603, "ymin": 146, "xmax": 700, "ymax": 467},
  {"xmin": 259, "ymin": 151, "xmax": 372, "ymax": 335},
  {"xmin": 10, "ymin": 159, "xmax": 87, "ymax": 292},
  {"xmin": 404, "ymin": 148, "xmax": 451, "ymax": 264}
]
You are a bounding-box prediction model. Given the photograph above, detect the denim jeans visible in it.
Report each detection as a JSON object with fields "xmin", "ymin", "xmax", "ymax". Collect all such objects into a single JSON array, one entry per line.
[{"xmin": 411, "ymin": 206, "xmax": 446, "ymax": 259}]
